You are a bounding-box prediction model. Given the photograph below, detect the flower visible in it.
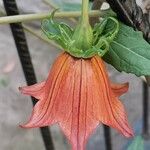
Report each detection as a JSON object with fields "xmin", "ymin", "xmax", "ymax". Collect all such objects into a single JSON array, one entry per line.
[{"xmin": 19, "ymin": 52, "xmax": 133, "ymax": 150}]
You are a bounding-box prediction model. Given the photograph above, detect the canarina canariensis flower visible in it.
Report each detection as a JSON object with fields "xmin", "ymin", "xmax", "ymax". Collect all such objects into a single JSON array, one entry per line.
[{"xmin": 19, "ymin": 52, "xmax": 133, "ymax": 150}]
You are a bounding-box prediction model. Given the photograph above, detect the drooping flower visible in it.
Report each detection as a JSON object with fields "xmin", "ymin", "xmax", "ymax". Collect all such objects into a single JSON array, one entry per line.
[{"xmin": 19, "ymin": 52, "xmax": 133, "ymax": 150}]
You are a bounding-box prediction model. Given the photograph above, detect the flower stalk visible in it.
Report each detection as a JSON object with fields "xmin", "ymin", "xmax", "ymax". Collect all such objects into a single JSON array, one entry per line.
[{"xmin": 81, "ymin": 0, "xmax": 89, "ymax": 24}]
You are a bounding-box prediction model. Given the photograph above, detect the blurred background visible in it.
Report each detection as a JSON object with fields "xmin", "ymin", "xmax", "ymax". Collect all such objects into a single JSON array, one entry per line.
[{"xmin": 0, "ymin": 0, "xmax": 150, "ymax": 150}]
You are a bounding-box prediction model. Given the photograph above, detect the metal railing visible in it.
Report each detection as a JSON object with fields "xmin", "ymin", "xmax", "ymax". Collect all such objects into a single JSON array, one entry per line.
[{"xmin": 3, "ymin": 0, "xmax": 54, "ymax": 149}]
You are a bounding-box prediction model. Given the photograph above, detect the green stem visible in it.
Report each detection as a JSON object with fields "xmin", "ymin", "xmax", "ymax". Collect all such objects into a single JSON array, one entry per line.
[{"xmin": 81, "ymin": 0, "xmax": 89, "ymax": 23}]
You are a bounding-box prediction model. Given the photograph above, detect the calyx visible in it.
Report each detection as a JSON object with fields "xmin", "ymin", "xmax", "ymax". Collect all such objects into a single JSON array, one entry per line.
[{"xmin": 42, "ymin": 11, "xmax": 119, "ymax": 58}]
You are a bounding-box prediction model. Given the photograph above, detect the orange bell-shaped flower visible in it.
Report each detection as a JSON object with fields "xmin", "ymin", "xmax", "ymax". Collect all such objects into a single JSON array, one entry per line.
[{"xmin": 19, "ymin": 52, "xmax": 133, "ymax": 150}]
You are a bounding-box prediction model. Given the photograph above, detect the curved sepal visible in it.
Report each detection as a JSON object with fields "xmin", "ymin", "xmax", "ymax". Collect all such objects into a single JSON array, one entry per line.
[
  {"xmin": 93, "ymin": 17, "xmax": 119, "ymax": 45},
  {"xmin": 41, "ymin": 10, "xmax": 74, "ymax": 49},
  {"xmin": 41, "ymin": 14, "xmax": 120, "ymax": 59}
]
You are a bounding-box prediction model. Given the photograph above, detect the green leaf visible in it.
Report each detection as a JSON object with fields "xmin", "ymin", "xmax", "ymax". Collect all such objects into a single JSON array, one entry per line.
[
  {"xmin": 103, "ymin": 23, "xmax": 150, "ymax": 76},
  {"xmin": 127, "ymin": 136, "xmax": 144, "ymax": 150}
]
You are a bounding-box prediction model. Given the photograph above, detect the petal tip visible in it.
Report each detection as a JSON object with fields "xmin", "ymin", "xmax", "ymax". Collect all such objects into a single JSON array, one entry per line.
[
  {"xmin": 19, "ymin": 124, "xmax": 24, "ymax": 128},
  {"xmin": 123, "ymin": 127, "xmax": 134, "ymax": 138},
  {"xmin": 18, "ymin": 86, "xmax": 26, "ymax": 94},
  {"xmin": 19, "ymin": 123, "xmax": 34, "ymax": 129},
  {"xmin": 19, "ymin": 124, "xmax": 28, "ymax": 129},
  {"xmin": 124, "ymin": 82, "xmax": 129, "ymax": 90},
  {"xmin": 18, "ymin": 87, "xmax": 23, "ymax": 92},
  {"xmin": 125, "ymin": 132, "xmax": 134, "ymax": 138}
]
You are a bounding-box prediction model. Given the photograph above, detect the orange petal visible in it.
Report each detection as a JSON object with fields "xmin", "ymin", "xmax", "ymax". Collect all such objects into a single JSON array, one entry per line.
[
  {"xmin": 91, "ymin": 56, "xmax": 133, "ymax": 137},
  {"xmin": 20, "ymin": 53, "xmax": 71, "ymax": 128},
  {"xmin": 19, "ymin": 81, "xmax": 45, "ymax": 100},
  {"xmin": 59, "ymin": 59, "xmax": 99, "ymax": 150}
]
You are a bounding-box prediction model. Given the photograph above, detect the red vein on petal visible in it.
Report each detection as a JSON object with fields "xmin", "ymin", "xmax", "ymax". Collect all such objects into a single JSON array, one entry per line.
[{"xmin": 77, "ymin": 60, "xmax": 82, "ymax": 150}]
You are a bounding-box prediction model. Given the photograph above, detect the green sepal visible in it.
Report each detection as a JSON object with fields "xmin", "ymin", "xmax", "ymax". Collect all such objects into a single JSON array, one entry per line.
[
  {"xmin": 93, "ymin": 17, "xmax": 119, "ymax": 45},
  {"xmin": 41, "ymin": 10, "xmax": 73, "ymax": 49},
  {"xmin": 103, "ymin": 23, "xmax": 150, "ymax": 76},
  {"xmin": 89, "ymin": 17, "xmax": 119, "ymax": 58}
]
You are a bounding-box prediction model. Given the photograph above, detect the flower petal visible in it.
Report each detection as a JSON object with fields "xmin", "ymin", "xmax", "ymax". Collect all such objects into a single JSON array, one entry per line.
[
  {"xmin": 59, "ymin": 59, "xmax": 99, "ymax": 150},
  {"xmin": 19, "ymin": 81, "xmax": 45, "ymax": 100},
  {"xmin": 91, "ymin": 56, "xmax": 133, "ymax": 137},
  {"xmin": 20, "ymin": 53, "xmax": 71, "ymax": 128}
]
